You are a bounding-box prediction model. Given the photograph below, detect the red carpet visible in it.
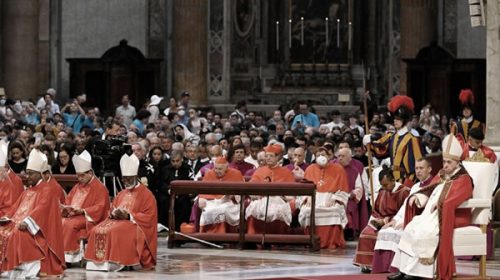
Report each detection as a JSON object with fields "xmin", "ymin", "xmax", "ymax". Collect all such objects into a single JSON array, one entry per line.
[
  {"xmin": 251, "ymin": 275, "xmax": 390, "ymax": 280},
  {"xmin": 254, "ymin": 274, "xmax": 500, "ymax": 280}
]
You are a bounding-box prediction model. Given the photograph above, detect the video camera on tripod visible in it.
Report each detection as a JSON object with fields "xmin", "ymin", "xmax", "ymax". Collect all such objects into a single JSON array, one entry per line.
[{"xmin": 91, "ymin": 136, "xmax": 132, "ymax": 196}]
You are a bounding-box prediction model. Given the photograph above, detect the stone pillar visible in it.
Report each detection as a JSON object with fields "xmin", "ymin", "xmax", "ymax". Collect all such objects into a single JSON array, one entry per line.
[
  {"xmin": 3, "ymin": 0, "xmax": 39, "ymax": 100},
  {"xmin": 172, "ymin": 0, "xmax": 208, "ymax": 105},
  {"xmin": 399, "ymin": 0, "xmax": 437, "ymax": 92},
  {"xmin": 38, "ymin": 0, "xmax": 50, "ymax": 95},
  {"xmin": 485, "ymin": 0, "xmax": 500, "ymax": 149}
]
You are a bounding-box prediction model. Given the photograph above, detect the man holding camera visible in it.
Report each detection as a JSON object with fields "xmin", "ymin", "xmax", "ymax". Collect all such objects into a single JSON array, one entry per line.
[{"xmin": 62, "ymin": 150, "xmax": 110, "ymax": 264}]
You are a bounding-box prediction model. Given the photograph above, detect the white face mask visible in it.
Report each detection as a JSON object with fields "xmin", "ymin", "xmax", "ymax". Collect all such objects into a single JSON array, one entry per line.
[
  {"xmin": 0, "ymin": 99, "xmax": 5, "ymax": 106},
  {"xmin": 316, "ymin": 155, "xmax": 328, "ymax": 167},
  {"xmin": 215, "ymin": 133, "xmax": 223, "ymax": 141}
]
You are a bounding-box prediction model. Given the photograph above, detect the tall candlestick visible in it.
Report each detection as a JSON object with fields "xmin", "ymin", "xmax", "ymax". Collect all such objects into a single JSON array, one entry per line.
[
  {"xmin": 300, "ymin": 17, "xmax": 304, "ymax": 46},
  {"xmin": 289, "ymin": 19, "xmax": 292, "ymax": 48},
  {"xmin": 325, "ymin": 17, "xmax": 329, "ymax": 47},
  {"xmin": 276, "ymin": 21, "xmax": 279, "ymax": 51},
  {"xmin": 336, "ymin": 19, "xmax": 340, "ymax": 48},
  {"xmin": 348, "ymin": 21, "xmax": 352, "ymax": 51}
]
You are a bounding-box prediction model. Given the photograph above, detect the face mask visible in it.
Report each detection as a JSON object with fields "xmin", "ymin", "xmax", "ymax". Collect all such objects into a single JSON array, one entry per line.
[
  {"xmin": 316, "ymin": 155, "xmax": 328, "ymax": 167},
  {"xmin": 215, "ymin": 133, "xmax": 223, "ymax": 141},
  {"xmin": 0, "ymin": 99, "xmax": 5, "ymax": 106}
]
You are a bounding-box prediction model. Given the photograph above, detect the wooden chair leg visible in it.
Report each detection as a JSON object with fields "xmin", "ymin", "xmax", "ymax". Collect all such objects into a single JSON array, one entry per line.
[{"xmin": 479, "ymin": 254, "xmax": 487, "ymax": 279}]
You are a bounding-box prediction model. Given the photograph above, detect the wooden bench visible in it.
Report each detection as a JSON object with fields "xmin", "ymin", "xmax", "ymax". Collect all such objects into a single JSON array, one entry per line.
[
  {"xmin": 168, "ymin": 180, "xmax": 320, "ymax": 251},
  {"xmin": 51, "ymin": 174, "xmax": 78, "ymax": 192}
]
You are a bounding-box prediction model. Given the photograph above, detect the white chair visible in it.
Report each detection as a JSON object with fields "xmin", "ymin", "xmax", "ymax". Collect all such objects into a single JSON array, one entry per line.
[{"xmin": 452, "ymin": 161, "xmax": 498, "ymax": 279}]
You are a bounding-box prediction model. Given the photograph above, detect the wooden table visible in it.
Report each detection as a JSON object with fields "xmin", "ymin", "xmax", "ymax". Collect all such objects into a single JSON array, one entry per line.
[{"xmin": 168, "ymin": 180, "xmax": 319, "ymax": 251}]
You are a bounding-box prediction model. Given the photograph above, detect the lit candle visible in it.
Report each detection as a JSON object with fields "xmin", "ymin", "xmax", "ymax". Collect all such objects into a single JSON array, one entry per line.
[
  {"xmin": 325, "ymin": 17, "xmax": 329, "ymax": 47},
  {"xmin": 300, "ymin": 17, "xmax": 304, "ymax": 46},
  {"xmin": 348, "ymin": 21, "xmax": 352, "ymax": 51},
  {"xmin": 276, "ymin": 21, "xmax": 279, "ymax": 51},
  {"xmin": 336, "ymin": 19, "xmax": 340, "ymax": 48},
  {"xmin": 289, "ymin": 19, "xmax": 292, "ymax": 48}
]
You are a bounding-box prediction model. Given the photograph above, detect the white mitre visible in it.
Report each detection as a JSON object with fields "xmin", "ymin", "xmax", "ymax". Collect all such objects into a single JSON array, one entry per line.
[
  {"xmin": 120, "ymin": 153, "xmax": 139, "ymax": 177},
  {"xmin": 26, "ymin": 149, "xmax": 48, "ymax": 173},
  {"xmin": 442, "ymin": 134, "xmax": 463, "ymax": 161},
  {"xmin": 72, "ymin": 150, "xmax": 92, "ymax": 173},
  {"xmin": 0, "ymin": 140, "xmax": 7, "ymax": 167}
]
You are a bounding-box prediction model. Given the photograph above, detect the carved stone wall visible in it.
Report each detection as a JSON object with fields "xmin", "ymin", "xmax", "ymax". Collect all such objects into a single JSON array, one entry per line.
[
  {"xmin": 230, "ymin": 0, "xmax": 257, "ymax": 103},
  {"xmin": 207, "ymin": 0, "xmax": 231, "ymax": 102}
]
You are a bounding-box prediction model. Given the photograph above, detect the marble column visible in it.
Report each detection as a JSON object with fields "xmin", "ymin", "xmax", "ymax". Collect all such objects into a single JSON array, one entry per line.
[
  {"xmin": 172, "ymin": 0, "xmax": 208, "ymax": 105},
  {"xmin": 3, "ymin": 0, "xmax": 39, "ymax": 100},
  {"xmin": 399, "ymin": 0, "xmax": 437, "ymax": 92},
  {"xmin": 484, "ymin": 0, "xmax": 500, "ymax": 149}
]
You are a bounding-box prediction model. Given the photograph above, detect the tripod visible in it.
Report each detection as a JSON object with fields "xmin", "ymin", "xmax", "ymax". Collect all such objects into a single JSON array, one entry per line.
[{"xmin": 101, "ymin": 171, "xmax": 123, "ymax": 197}]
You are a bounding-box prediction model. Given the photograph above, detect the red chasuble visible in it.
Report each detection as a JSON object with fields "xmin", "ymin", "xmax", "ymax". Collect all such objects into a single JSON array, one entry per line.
[
  {"xmin": 0, "ymin": 180, "xmax": 65, "ymax": 276},
  {"xmin": 84, "ymin": 184, "xmax": 157, "ymax": 268},
  {"xmin": 63, "ymin": 177, "xmax": 110, "ymax": 253},
  {"xmin": 46, "ymin": 176, "xmax": 66, "ymax": 204},
  {"xmin": 7, "ymin": 169, "xmax": 24, "ymax": 194},
  {"xmin": 353, "ymin": 184, "xmax": 410, "ymax": 268},
  {"xmin": 0, "ymin": 171, "xmax": 24, "ymax": 216}
]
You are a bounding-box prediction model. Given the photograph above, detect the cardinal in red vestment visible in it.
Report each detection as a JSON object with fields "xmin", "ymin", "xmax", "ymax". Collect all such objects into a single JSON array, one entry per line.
[
  {"xmin": 85, "ymin": 153, "xmax": 157, "ymax": 271},
  {"xmin": 198, "ymin": 156, "xmax": 244, "ymax": 233},
  {"xmin": 63, "ymin": 150, "xmax": 110, "ymax": 263},
  {"xmin": 0, "ymin": 141, "xmax": 24, "ymax": 216},
  {"xmin": 0, "ymin": 149, "xmax": 65, "ymax": 278},
  {"xmin": 299, "ymin": 147, "xmax": 350, "ymax": 249},
  {"xmin": 246, "ymin": 144, "xmax": 295, "ymax": 234}
]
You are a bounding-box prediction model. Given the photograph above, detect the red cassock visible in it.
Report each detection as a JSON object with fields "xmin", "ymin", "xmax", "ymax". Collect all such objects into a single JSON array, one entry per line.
[
  {"xmin": 0, "ymin": 180, "xmax": 65, "ymax": 276},
  {"xmin": 247, "ymin": 166, "xmax": 295, "ymax": 234},
  {"xmin": 84, "ymin": 184, "xmax": 157, "ymax": 269},
  {"xmin": 63, "ymin": 177, "xmax": 110, "ymax": 254},
  {"xmin": 353, "ymin": 184, "xmax": 409, "ymax": 268},
  {"xmin": 303, "ymin": 163, "xmax": 350, "ymax": 249},
  {"xmin": 199, "ymin": 168, "xmax": 244, "ymax": 233},
  {"xmin": 0, "ymin": 171, "xmax": 24, "ymax": 216}
]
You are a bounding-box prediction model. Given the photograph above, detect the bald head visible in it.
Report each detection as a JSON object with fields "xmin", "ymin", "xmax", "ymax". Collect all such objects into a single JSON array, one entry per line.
[{"xmin": 337, "ymin": 147, "xmax": 352, "ymax": 167}]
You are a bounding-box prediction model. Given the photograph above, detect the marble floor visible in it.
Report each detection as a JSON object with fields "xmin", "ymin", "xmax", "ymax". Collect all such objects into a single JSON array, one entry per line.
[{"xmin": 63, "ymin": 239, "xmax": 500, "ymax": 279}]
